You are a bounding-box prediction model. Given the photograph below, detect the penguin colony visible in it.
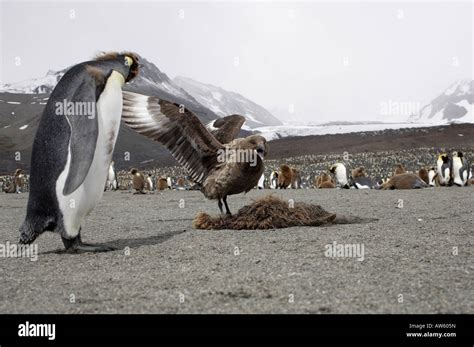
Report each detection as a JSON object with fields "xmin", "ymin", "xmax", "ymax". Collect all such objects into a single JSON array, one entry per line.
[{"xmin": 11, "ymin": 52, "xmax": 473, "ymax": 251}]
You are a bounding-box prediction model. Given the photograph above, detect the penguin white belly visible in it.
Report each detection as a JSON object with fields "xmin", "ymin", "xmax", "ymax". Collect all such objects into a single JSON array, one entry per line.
[
  {"xmin": 56, "ymin": 71, "xmax": 124, "ymax": 237},
  {"xmin": 355, "ymin": 183, "xmax": 370, "ymax": 189},
  {"xmin": 428, "ymin": 171, "xmax": 436, "ymax": 186},
  {"xmin": 452, "ymin": 168, "xmax": 462, "ymax": 185},
  {"xmin": 107, "ymin": 165, "xmax": 116, "ymax": 182},
  {"xmin": 258, "ymin": 173, "xmax": 265, "ymax": 188},
  {"xmin": 336, "ymin": 170, "xmax": 348, "ymax": 186},
  {"xmin": 147, "ymin": 177, "xmax": 154, "ymax": 190},
  {"xmin": 437, "ymin": 161, "xmax": 445, "ymax": 184}
]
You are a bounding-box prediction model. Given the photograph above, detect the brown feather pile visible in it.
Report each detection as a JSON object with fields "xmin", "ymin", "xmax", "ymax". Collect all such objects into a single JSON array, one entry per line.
[{"xmin": 193, "ymin": 195, "xmax": 376, "ymax": 230}]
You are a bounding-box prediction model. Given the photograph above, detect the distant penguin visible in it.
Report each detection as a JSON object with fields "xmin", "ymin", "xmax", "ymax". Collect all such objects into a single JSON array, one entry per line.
[
  {"xmin": 146, "ymin": 174, "xmax": 154, "ymax": 191},
  {"xmin": 177, "ymin": 177, "xmax": 186, "ymax": 189},
  {"xmin": 106, "ymin": 161, "xmax": 117, "ymax": 191},
  {"xmin": 437, "ymin": 154, "xmax": 452, "ymax": 186},
  {"xmin": 316, "ymin": 173, "xmax": 333, "ymax": 188},
  {"xmin": 382, "ymin": 173, "xmax": 427, "ymax": 189},
  {"xmin": 290, "ymin": 168, "xmax": 301, "ymax": 189},
  {"xmin": 19, "ymin": 52, "xmax": 139, "ymax": 252},
  {"xmin": 427, "ymin": 167, "xmax": 437, "ymax": 187},
  {"xmin": 418, "ymin": 167, "xmax": 429, "ymax": 185},
  {"xmin": 351, "ymin": 167, "xmax": 374, "ymax": 189},
  {"xmin": 257, "ymin": 173, "xmax": 265, "ymax": 189},
  {"xmin": 278, "ymin": 165, "xmax": 292, "ymax": 189},
  {"xmin": 157, "ymin": 177, "xmax": 168, "ymax": 190},
  {"xmin": 452, "ymin": 151, "xmax": 471, "ymax": 186},
  {"xmin": 329, "ymin": 163, "xmax": 349, "ymax": 188},
  {"xmin": 166, "ymin": 176, "xmax": 173, "ymax": 190},
  {"xmin": 14, "ymin": 169, "xmax": 26, "ymax": 193},
  {"xmin": 270, "ymin": 171, "xmax": 279, "ymax": 189},
  {"xmin": 131, "ymin": 168, "xmax": 146, "ymax": 194},
  {"xmin": 394, "ymin": 164, "xmax": 406, "ymax": 175}
]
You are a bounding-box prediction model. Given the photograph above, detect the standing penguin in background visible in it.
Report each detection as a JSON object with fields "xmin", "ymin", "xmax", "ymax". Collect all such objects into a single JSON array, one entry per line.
[
  {"xmin": 131, "ymin": 168, "xmax": 146, "ymax": 194},
  {"xmin": 437, "ymin": 154, "xmax": 452, "ymax": 186},
  {"xmin": 278, "ymin": 165, "xmax": 293, "ymax": 189},
  {"xmin": 106, "ymin": 160, "xmax": 118, "ymax": 191},
  {"xmin": 270, "ymin": 171, "xmax": 279, "ymax": 189},
  {"xmin": 452, "ymin": 151, "xmax": 471, "ymax": 186},
  {"xmin": 329, "ymin": 163, "xmax": 349, "ymax": 188},
  {"xmin": 14, "ymin": 169, "xmax": 26, "ymax": 193},
  {"xmin": 427, "ymin": 167, "xmax": 437, "ymax": 187},
  {"xmin": 146, "ymin": 174, "xmax": 154, "ymax": 191},
  {"xmin": 290, "ymin": 168, "xmax": 301, "ymax": 189},
  {"xmin": 19, "ymin": 52, "xmax": 139, "ymax": 252}
]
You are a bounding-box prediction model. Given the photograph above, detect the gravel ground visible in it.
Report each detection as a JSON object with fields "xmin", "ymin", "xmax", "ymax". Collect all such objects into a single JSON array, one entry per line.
[{"xmin": 0, "ymin": 188, "xmax": 472, "ymax": 314}]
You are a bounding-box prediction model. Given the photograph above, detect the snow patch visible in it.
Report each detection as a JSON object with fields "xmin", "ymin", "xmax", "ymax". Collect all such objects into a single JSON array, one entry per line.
[{"xmin": 255, "ymin": 123, "xmax": 436, "ymax": 141}]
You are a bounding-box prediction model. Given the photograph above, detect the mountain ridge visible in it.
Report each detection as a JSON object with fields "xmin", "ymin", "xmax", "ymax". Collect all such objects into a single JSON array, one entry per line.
[{"xmin": 173, "ymin": 76, "xmax": 282, "ymax": 128}]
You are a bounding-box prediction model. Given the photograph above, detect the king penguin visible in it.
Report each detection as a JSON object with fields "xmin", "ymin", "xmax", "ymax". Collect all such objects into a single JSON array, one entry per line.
[
  {"xmin": 329, "ymin": 163, "xmax": 349, "ymax": 188},
  {"xmin": 437, "ymin": 154, "xmax": 452, "ymax": 186},
  {"xmin": 452, "ymin": 151, "xmax": 471, "ymax": 186},
  {"xmin": 106, "ymin": 160, "xmax": 118, "ymax": 191},
  {"xmin": 270, "ymin": 171, "xmax": 278, "ymax": 189},
  {"xmin": 427, "ymin": 167, "xmax": 437, "ymax": 187},
  {"xmin": 19, "ymin": 52, "xmax": 139, "ymax": 252},
  {"xmin": 146, "ymin": 174, "xmax": 154, "ymax": 191}
]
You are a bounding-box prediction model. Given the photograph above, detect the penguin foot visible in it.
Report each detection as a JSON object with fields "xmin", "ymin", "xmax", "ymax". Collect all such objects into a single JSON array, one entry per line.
[{"xmin": 62, "ymin": 235, "xmax": 116, "ymax": 253}]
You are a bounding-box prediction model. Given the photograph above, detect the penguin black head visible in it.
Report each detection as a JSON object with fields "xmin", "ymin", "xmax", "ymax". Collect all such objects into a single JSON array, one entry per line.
[
  {"xmin": 441, "ymin": 154, "xmax": 450, "ymax": 164},
  {"xmin": 95, "ymin": 51, "xmax": 140, "ymax": 82}
]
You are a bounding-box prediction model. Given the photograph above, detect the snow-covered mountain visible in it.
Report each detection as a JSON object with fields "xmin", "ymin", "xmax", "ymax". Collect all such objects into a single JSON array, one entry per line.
[
  {"xmin": 173, "ymin": 76, "xmax": 282, "ymax": 128},
  {"xmin": 0, "ymin": 56, "xmax": 222, "ymax": 123},
  {"xmin": 0, "ymin": 56, "xmax": 283, "ymax": 127},
  {"xmin": 0, "ymin": 69, "xmax": 66, "ymax": 94},
  {"xmin": 410, "ymin": 79, "xmax": 473, "ymax": 124},
  {"xmin": 123, "ymin": 57, "xmax": 218, "ymax": 123}
]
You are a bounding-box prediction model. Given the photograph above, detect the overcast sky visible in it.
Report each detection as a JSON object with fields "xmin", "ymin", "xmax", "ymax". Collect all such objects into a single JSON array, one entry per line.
[{"xmin": 1, "ymin": 1, "xmax": 472, "ymax": 123}]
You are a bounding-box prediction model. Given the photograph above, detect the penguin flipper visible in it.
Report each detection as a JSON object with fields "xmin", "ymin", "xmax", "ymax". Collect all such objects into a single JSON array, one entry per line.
[
  {"xmin": 459, "ymin": 165, "xmax": 469, "ymax": 184},
  {"xmin": 63, "ymin": 74, "xmax": 100, "ymax": 195}
]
